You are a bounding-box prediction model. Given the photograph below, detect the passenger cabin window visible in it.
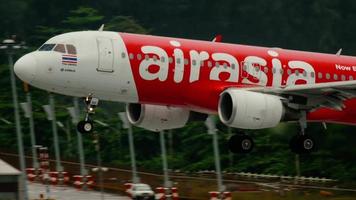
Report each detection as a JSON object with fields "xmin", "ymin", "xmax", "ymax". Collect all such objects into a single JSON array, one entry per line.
[
  {"xmin": 287, "ymin": 69, "xmax": 291, "ymax": 75},
  {"xmin": 153, "ymin": 55, "xmax": 158, "ymax": 61},
  {"xmin": 318, "ymin": 72, "xmax": 322, "ymax": 79},
  {"xmin": 264, "ymin": 67, "xmax": 268, "ymax": 73},
  {"xmin": 208, "ymin": 61, "xmax": 212, "ymax": 68},
  {"xmin": 333, "ymin": 74, "xmax": 338, "ymax": 80},
  {"xmin": 137, "ymin": 54, "xmax": 142, "ymax": 60},
  {"xmin": 66, "ymin": 44, "xmax": 76, "ymax": 54},
  {"xmin": 54, "ymin": 44, "xmax": 66, "ymax": 53},
  {"xmin": 341, "ymin": 75, "xmax": 346, "ymax": 81},
  {"xmin": 295, "ymin": 70, "xmax": 300, "ymax": 76},
  {"xmin": 39, "ymin": 44, "xmax": 55, "ymax": 51},
  {"xmin": 129, "ymin": 53, "xmax": 134, "ymax": 60}
]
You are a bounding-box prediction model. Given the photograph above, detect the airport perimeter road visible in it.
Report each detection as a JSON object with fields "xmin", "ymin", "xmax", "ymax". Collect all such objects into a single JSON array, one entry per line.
[{"xmin": 28, "ymin": 182, "xmax": 130, "ymax": 200}]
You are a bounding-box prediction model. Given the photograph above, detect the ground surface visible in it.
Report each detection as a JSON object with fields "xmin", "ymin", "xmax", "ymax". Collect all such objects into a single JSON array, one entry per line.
[{"xmin": 28, "ymin": 182, "xmax": 130, "ymax": 200}]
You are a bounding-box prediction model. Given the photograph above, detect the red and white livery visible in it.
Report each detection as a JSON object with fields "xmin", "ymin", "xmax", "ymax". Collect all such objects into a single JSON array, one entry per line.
[{"xmin": 14, "ymin": 30, "xmax": 356, "ymax": 154}]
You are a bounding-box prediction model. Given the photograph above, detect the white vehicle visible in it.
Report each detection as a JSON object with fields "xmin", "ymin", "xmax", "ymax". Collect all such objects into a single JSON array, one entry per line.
[{"xmin": 128, "ymin": 183, "xmax": 155, "ymax": 200}]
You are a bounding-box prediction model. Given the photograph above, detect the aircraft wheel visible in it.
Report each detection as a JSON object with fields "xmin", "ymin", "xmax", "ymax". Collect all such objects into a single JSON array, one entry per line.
[
  {"xmin": 77, "ymin": 120, "xmax": 93, "ymax": 134},
  {"xmin": 228, "ymin": 133, "xmax": 254, "ymax": 154},
  {"xmin": 290, "ymin": 134, "xmax": 316, "ymax": 154}
]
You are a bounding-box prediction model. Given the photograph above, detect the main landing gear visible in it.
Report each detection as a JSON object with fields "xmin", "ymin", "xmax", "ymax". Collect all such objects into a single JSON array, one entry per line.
[
  {"xmin": 228, "ymin": 131, "xmax": 254, "ymax": 154},
  {"xmin": 289, "ymin": 111, "xmax": 316, "ymax": 154},
  {"xmin": 77, "ymin": 94, "xmax": 99, "ymax": 134},
  {"xmin": 227, "ymin": 112, "xmax": 316, "ymax": 155}
]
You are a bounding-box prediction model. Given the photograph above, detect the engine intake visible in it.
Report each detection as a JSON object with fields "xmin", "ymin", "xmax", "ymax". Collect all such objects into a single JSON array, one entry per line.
[
  {"xmin": 126, "ymin": 103, "xmax": 207, "ymax": 132},
  {"xmin": 218, "ymin": 89, "xmax": 286, "ymax": 129}
]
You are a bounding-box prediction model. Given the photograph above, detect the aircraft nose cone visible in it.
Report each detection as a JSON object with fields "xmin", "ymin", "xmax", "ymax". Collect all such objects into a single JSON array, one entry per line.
[{"xmin": 14, "ymin": 53, "xmax": 37, "ymax": 83}]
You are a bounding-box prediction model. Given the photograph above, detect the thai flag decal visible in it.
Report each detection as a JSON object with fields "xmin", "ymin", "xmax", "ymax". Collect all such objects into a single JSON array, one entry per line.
[{"xmin": 62, "ymin": 54, "xmax": 78, "ymax": 65}]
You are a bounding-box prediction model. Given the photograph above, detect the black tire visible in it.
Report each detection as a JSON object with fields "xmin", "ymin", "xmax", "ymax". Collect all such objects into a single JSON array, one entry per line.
[
  {"xmin": 290, "ymin": 134, "xmax": 316, "ymax": 154},
  {"xmin": 77, "ymin": 120, "xmax": 93, "ymax": 133},
  {"xmin": 228, "ymin": 134, "xmax": 254, "ymax": 154}
]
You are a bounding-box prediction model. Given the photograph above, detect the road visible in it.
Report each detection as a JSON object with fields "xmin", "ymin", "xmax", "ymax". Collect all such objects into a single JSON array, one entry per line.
[{"xmin": 28, "ymin": 182, "xmax": 130, "ymax": 200}]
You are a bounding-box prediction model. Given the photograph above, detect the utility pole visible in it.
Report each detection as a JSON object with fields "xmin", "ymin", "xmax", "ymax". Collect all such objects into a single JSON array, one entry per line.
[
  {"xmin": 1, "ymin": 38, "xmax": 28, "ymax": 200},
  {"xmin": 119, "ymin": 112, "xmax": 140, "ymax": 183}
]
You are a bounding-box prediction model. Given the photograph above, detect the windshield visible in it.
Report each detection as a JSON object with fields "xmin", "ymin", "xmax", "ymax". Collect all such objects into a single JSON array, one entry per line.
[
  {"xmin": 38, "ymin": 44, "xmax": 56, "ymax": 51},
  {"xmin": 38, "ymin": 43, "xmax": 77, "ymax": 54},
  {"xmin": 134, "ymin": 185, "xmax": 151, "ymax": 191}
]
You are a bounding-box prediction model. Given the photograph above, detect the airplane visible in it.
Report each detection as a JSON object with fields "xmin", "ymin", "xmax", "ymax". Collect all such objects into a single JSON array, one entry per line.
[{"xmin": 13, "ymin": 29, "xmax": 356, "ymax": 155}]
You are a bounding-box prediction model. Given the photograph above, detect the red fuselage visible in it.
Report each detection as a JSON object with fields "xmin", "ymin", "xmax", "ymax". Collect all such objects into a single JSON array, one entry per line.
[{"xmin": 120, "ymin": 33, "xmax": 356, "ymax": 125}]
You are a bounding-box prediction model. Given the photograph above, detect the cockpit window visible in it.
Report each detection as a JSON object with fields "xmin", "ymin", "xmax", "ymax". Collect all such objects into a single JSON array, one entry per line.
[
  {"xmin": 54, "ymin": 44, "xmax": 66, "ymax": 53},
  {"xmin": 66, "ymin": 44, "xmax": 77, "ymax": 54},
  {"xmin": 38, "ymin": 44, "xmax": 56, "ymax": 51}
]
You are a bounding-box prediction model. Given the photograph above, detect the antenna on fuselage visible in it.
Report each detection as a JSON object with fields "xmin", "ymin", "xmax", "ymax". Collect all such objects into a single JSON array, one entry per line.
[
  {"xmin": 98, "ymin": 24, "xmax": 105, "ymax": 32},
  {"xmin": 336, "ymin": 48, "xmax": 342, "ymax": 56},
  {"xmin": 212, "ymin": 34, "xmax": 222, "ymax": 42}
]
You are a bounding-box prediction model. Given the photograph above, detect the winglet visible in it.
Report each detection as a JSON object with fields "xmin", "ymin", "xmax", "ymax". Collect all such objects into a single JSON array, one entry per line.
[
  {"xmin": 336, "ymin": 48, "xmax": 342, "ymax": 56},
  {"xmin": 98, "ymin": 24, "xmax": 105, "ymax": 32},
  {"xmin": 212, "ymin": 34, "xmax": 222, "ymax": 42}
]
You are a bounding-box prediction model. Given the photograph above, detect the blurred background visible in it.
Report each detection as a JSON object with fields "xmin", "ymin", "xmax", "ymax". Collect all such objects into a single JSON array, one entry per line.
[{"xmin": 1, "ymin": 0, "xmax": 356, "ymax": 199}]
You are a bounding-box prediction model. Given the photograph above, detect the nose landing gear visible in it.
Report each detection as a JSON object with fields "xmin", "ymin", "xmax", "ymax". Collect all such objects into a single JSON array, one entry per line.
[{"xmin": 77, "ymin": 94, "xmax": 99, "ymax": 134}]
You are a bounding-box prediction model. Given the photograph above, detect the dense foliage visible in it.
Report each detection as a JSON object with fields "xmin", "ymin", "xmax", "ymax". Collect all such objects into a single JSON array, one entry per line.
[{"xmin": 1, "ymin": 0, "xmax": 356, "ymax": 182}]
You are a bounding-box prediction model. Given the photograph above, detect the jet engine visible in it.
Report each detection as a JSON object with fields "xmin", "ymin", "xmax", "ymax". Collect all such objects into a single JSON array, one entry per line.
[
  {"xmin": 126, "ymin": 103, "xmax": 206, "ymax": 132},
  {"xmin": 218, "ymin": 89, "xmax": 287, "ymax": 129}
]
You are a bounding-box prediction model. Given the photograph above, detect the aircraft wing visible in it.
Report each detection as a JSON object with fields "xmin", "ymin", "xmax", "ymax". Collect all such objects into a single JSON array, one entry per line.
[{"xmin": 248, "ymin": 80, "xmax": 356, "ymax": 111}]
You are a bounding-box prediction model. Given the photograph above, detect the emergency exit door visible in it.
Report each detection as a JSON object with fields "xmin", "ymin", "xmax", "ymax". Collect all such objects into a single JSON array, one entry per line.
[{"xmin": 97, "ymin": 38, "xmax": 114, "ymax": 72}]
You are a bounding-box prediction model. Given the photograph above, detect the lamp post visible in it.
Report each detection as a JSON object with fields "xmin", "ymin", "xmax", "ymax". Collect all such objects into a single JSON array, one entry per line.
[
  {"xmin": 205, "ymin": 116, "xmax": 225, "ymax": 192},
  {"xmin": 159, "ymin": 130, "xmax": 171, "ymax": 188},
  {"xmin": 43, "ymin": 94, "xmax": 63, "ymax": 174},
  {"xmin": 1, "ymin": 38, "xmax": 28, "ymax": 200},
  {"xmin": 20, "ymin": 83, "xmax": 40, "ymax": 172},
  {"xmin": 67, "ymin": 97, "xmax": 88, "ymax": 189},
  {"xmin": 92, "ymin": 132, "xmax": 108, "ymax": 200},
  {"xmin": 118, "ymin": 113, "xmax": 140, "ymax": 184}
]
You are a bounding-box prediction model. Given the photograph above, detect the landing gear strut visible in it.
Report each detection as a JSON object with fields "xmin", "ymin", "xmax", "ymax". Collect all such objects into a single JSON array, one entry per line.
[
  {"xmin": 228, "ymin": 132, "xmax": 254, "ymax": 154},
  {"xmin": 77, "ymin": 94, "xmax": 99, "ymax": 134},
  {"xmin": 289, "ymin": 111, "xmax": 316, "ymax": 154}
]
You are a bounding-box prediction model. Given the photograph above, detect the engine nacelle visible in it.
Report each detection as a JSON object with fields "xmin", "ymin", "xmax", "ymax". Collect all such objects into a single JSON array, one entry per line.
[
  {"xmin": 218, "ymin": 89, "xmax": 285, "ymax": 129},
  {"xmin": 126, "ymin": 103, "xmax": 203, "ymax": 132}
]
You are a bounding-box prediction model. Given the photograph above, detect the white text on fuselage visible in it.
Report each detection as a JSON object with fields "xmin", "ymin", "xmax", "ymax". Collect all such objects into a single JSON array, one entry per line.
[
  {"xmin": 335, "ymin": 64, "xmax": 356, "ymax": 72},
  {"xmin": 138, "ymin": 40, "xmax": 316, "ymax": 87}
]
